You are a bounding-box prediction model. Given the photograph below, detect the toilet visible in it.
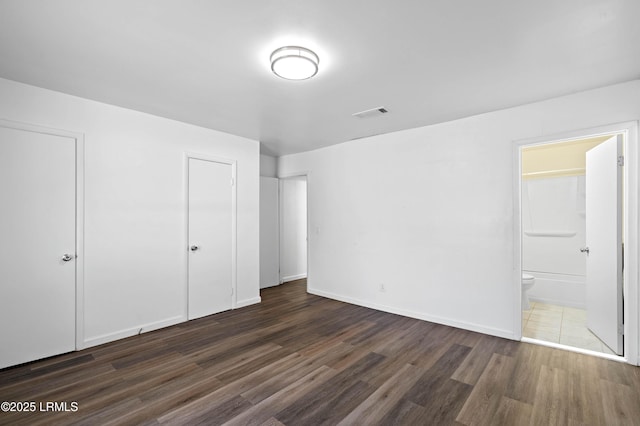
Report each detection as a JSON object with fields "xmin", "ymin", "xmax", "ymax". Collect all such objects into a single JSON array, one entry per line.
[{"xmin": 522, "ymin": 273, "xmax": 536, "ymax": 310}]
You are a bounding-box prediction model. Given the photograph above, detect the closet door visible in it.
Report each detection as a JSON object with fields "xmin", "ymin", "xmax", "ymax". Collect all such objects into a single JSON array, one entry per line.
[
  {"xmin": 0, "ymin": 125, "xmax": 77, "ymax": 369},
  {"xmin": 260, "ymin": 177, "xmax": 280, "ymax": 288},
  {"xmin": 188, "ymin": 158, "xmax": 233, "ymax": 320}
]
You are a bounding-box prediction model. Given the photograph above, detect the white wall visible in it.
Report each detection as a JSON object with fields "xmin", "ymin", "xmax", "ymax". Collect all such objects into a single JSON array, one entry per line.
[
  {"xmin": 278, "ymin": 80, "xmax": 640, "ymax": 340},
  {"xmin": 260, "ymin": 154, "xmax": 277, "ymax": 177},
  {"xmin": 0, "ymin": 78, "xmax": 260, "ymax": 347},
  {"xmin": 280, "ymin": 177, "xmax": 307, "ymax": 282},
  {"xmin": 523, "ymin": 176, "xmax": 587, "ymax": 307}
]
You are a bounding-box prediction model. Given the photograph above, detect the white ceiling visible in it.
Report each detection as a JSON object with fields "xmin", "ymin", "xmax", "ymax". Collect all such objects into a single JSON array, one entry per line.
[{"xmin": 0, "ymin": 1, "xmax": 638, "ymax": 156}]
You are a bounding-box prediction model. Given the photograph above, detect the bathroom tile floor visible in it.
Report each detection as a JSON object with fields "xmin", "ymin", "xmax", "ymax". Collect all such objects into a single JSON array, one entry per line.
[{"xmin": 522, "ymin": 301, "xmax": 617, "ymax": 355}]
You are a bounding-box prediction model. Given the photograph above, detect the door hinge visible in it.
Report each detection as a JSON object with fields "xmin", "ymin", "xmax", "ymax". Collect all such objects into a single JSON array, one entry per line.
[
  {"xmin": 618, "ymin": 324, "xmax": 624, "ymax": 335},
  {"xmin": 231, "ymin": 178, "xmax": 235, "ymax": 186},
  {"xmin": 618, "ymin": 155, "xmax": 624, "ymax": 167}
]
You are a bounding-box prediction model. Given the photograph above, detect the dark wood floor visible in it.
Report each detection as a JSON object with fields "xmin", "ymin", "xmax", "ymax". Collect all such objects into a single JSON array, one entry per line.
[{"xmin": 1, "ymin": 279, "xmax": 639, "ymax": 425}]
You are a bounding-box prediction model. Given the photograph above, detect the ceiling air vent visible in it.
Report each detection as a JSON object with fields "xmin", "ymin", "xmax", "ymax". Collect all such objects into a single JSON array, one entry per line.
[{"xmin": 352, "ymin": 106, "xmax": 388, "ymax": 119}]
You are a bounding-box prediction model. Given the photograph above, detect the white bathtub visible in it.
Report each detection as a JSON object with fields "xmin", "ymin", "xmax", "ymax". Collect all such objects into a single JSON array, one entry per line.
[{"xmin": 524, "ymin": 270, "xmax": 585, "ymax": 309}]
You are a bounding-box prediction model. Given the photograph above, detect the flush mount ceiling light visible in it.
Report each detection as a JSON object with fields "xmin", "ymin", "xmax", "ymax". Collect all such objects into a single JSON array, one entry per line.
[{"xmin": 270, "ymin": 46, "xmax": 319, "ymax": 80}]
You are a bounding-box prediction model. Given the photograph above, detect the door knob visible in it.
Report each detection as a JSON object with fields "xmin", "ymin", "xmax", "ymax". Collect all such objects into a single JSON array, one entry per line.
[
  {"xmin": 190, "ymin": 245, "xmax": 199, "ymax": 251},
  {"xmin": 580, "ymin": 247, "xmax": 590, "ymax": 254},
  {"xmin": 62, "ymin": 254, "xmax": 73, "ymax": 262}
]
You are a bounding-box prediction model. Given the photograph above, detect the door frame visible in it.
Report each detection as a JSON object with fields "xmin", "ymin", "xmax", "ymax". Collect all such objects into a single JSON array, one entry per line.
[
  {"xmin": 512, "ymin": 121, "xmax": 639, "ymax": 365},
  {"xmin": 184, "ymin": 152, "xmax": 237, "ymax": 319},
  {"xmin": 0, "ymin": 118, "xmax": 86, "ymax": 350},
  {"xmin": 278, "ymin": 171, "xmax": 310, "ymax": 289}
]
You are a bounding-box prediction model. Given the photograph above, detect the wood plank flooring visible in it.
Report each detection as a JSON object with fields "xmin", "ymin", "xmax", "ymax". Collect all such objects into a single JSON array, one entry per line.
[{"xmin": 1, "ymin": 279, "xmax": 639, "ymax": 425}]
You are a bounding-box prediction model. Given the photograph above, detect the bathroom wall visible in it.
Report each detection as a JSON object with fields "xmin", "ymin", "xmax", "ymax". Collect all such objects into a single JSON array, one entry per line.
[
  {"xmin": 522, "ymin": 175, "xmax": 587, "ymax": 307},
  {"xmin": 521, "ymin": 136, "xmax": 613, "ymax": 308},
  {"xmin": 522, "ymin": 136, "xmax": 610, "ymax": 178}
]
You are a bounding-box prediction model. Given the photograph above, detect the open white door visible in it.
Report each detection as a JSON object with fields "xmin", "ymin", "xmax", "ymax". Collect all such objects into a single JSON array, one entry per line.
[
  {"xmin": 188, "ymin": 158, "xmax": 233, "ymax": 320},
  {"xmin": 585, "ymin": 135, "xmax": 623, "ymax": 355}
]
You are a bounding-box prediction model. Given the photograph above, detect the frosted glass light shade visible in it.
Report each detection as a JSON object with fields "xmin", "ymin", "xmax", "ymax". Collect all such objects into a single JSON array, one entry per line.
[{"xmin": 270, "ymin": 46, "xmax": 319, "ymax": 80}]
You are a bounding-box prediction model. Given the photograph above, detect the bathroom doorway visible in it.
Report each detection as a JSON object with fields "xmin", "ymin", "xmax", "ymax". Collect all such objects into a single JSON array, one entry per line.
[{"xmin": 514, "ymin": 122, "xmax": 639, "ymax": 364}]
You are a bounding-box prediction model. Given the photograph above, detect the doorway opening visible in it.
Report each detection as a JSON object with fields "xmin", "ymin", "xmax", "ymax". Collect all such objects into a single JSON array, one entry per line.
[
  {"xmin": 279, "ymin": 175, "xmax": 308, "ymax": 288},
  {"xmin": 514, "ymin": 122, "xmax": 639, "ymax": 365}
]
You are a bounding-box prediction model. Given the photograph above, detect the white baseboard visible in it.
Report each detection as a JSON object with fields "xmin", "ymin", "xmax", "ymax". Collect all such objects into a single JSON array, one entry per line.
[
  {"xmin": 81, "ymin": 295, "xmax": 262, "ymax": 350},
  {"xmin": 236, "ymin": 296, "xmax": 261, "ymax": 308},
  {"xmin": 307, "ymin": 287, "xmax": 516, "ymax": 341},
  {"xmin": 82, "ymin": 315, "xmax": 185, "ymax": 349},
  {"xmin": 260, "ymin": 282, "xmax": 280, "ymax": 289},
  {"xmin": 281, "ymin": 273, "xmax": 307, "ymax": 283}
]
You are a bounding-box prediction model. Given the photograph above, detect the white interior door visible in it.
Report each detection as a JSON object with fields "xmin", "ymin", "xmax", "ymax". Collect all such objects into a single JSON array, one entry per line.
[
  {"xmin": 188, "ymin": 158, "xmax": 233, "ymax": 320},
  {"xmin": 585, "ymin": 135, "xmax": 623, "ymax": 355},
  {"xmin": 260, "ymin": 177, "xmax": 280, "ymax": 288},
  {"xmin": 0, "ymin": 126, "xmax": 77, "ymax": 369}
]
